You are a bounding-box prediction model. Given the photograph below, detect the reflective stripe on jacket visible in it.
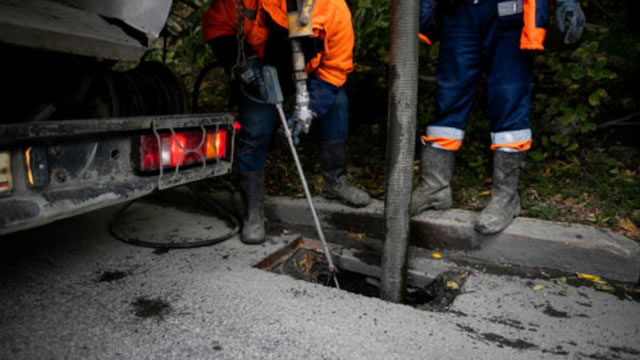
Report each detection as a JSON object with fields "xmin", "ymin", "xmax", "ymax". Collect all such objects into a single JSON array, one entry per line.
[{"xmin": 202, "ymin": 0, "xmax": 354, "ymax": 87}]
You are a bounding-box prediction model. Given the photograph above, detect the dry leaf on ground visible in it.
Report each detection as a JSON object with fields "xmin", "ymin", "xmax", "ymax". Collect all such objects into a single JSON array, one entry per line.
[
  {"xmin": 533, "ymin": 284, "xmax": 545, "ymax": 291},
  {"xmin": 619, "ymin": 217, "xmax": 638, "ymax": 233}
]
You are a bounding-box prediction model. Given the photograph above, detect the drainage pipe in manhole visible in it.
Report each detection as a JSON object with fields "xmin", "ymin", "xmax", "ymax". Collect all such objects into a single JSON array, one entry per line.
[{"xmin": 380, "ymin": 0, "xmax": 419, "ymax": 303}]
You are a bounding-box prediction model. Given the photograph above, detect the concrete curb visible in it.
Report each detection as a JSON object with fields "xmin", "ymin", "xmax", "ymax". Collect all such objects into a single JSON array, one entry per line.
[{"xmin": 265, "ymin": 196, "xmax": 640, "ymax": 283}]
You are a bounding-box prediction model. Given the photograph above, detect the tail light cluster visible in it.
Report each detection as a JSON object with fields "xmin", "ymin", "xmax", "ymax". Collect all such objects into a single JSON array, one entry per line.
[{"xmin": 137, "ymin": 128, "xmax": 230, "ymax": 172}]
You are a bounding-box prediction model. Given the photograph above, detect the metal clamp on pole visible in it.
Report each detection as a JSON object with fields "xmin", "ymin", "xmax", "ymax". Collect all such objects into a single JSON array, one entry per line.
[{"xmin": 287, "ymin": 0, "xmax": 315, "ymax": 38}]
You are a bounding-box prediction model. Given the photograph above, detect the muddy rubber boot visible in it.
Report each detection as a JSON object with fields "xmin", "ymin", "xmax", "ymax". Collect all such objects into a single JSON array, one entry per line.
[
  {"xmin": 320, "ymin": 139, "xmax": 371, "ymax": 208},
  {"xmin": 410, "ymin": 145, "xmax": 456, "ymax": 215},
  {"xmin": 240, "ymin": 170, "xmax": 265, "ymax": 244},
  {"xmin": 475, "ymin": 151, "xmax": 525, "ymax": 234}
]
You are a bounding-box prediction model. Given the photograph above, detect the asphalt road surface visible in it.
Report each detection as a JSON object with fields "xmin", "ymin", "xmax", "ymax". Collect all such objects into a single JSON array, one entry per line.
[{"xmin": 1, "ymin": 199, "xmax": 639, "ymax": 359}]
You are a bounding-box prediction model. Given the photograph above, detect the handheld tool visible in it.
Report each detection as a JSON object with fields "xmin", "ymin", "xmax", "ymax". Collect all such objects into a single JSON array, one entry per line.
[{"xmin": 262, "ymin": 66, "xmax": 340, "ymax": 289}]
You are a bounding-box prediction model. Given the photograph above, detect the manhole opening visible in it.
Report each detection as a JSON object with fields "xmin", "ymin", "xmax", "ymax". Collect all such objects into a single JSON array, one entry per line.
[{"xmin": 255, "ymin": 237, "xmax": 467, "ymax": 312}]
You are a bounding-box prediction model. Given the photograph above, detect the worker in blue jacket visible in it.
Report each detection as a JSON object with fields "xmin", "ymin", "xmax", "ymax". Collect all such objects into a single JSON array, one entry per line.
[{"xmin": 412, "ymin": 0, "xmax": 585, "ymax": 234}]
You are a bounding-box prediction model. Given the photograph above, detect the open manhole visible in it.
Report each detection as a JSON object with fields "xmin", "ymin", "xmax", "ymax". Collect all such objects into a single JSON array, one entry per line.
[{"xmin": 255, "ymin": 236, "xmax": 468, "ymax": 312}]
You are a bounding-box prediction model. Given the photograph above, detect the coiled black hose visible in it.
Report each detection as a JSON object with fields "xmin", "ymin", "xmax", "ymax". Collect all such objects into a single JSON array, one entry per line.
[{"xmin": 109, "ymin": 186, "xmax": 240, "ymax": 249}]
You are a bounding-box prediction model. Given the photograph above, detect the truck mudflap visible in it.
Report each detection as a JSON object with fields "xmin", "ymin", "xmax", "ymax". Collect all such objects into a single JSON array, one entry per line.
[{"xmin": 0, "ymin": 113, "xmax": 237, "ymax": 235}]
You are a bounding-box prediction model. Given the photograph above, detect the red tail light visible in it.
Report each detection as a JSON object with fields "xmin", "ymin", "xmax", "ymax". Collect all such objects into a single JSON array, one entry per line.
[{"xmin": 138, "ymin": 129, "xmax": 229, "ymax": 172}]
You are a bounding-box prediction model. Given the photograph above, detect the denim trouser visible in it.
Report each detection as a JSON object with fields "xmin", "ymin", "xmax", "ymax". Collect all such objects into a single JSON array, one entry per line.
[
  {"xmin": 235, "ymin": 87, "xmax": 349, "ymax": 173},
  {"xmin": 432, "ymin": 0, "xmax": 533, "ymax": 134}
]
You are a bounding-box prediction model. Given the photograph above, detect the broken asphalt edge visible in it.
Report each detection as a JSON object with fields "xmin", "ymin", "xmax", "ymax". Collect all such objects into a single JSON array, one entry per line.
[{"xmin": 265, "ymin": 196, "xmax": 640, "ymax": 284}]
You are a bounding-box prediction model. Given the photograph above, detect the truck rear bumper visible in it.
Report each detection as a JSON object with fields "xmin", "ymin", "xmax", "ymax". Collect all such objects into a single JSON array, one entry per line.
[{"xmin": 0, "ymin": 113, "xmax": 236, "ymax": 236}]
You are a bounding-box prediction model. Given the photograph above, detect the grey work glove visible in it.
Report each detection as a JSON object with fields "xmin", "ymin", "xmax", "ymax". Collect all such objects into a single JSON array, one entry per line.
[
  {"xmin": 556, "ymin": 0, "xmax": 586, "ymax": 45},
  {"xmin": 284, "ymin": 109, "xmax": 315, "ymax": 146}
]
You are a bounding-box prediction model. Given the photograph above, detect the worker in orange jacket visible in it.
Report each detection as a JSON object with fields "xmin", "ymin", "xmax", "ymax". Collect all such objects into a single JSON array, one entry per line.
[
  {"xmin": 202, "ymin": 0, "xmax": 370, "ymax": 244},
  {"xmin": 413, "ymin": 0, "xmax": 585, "ymax": 234}
]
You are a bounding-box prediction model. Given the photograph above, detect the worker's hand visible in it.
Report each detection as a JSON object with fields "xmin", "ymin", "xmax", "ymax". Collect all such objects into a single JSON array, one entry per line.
[
  {"xmin": 555, "ymin": 0, "xmax": 585, "ymax": 46},
  {"xmin": 234, "ymin": 56, "xmax": 268, "ymax": 101},
  {"xmin": 284, "ymin": 109, "xmax": 315, "ymax": 146}
]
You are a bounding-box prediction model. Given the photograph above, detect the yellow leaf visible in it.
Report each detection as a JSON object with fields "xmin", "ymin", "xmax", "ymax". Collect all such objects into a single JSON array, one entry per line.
[
  {"xmin": 533, "ymin": 284, "xmax": 545, "ymax": 291},
  {"xmin": 619, "ymin": 217, "xmax": 638, "ymax": 233},
  {"xmin": 344, "ymin": 230, "xmax": 365, "ymax": 240},
  {"xmin": 577, "ymin": 273, "xmax": 601, "ymax": 282},
  {"xmin": 432, "ymin": 253, "xmax": 442, "ymax": 259},
  {"xmin": 479, "ymin": 190, "xmax": 491, "ymax": 196},
  {"xmin": 595, "ymin": 284, "xmax": 615, "ymax": 293},
  {"xmin": 446, "ymin": 281, "xmax": 459, "ymax": 290}
]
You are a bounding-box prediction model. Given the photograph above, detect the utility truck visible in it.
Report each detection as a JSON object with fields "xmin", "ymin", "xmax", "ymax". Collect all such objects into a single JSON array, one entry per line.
[{"xmin": 0, "ymin": 0, "xmax": 237, "ymax": 235}]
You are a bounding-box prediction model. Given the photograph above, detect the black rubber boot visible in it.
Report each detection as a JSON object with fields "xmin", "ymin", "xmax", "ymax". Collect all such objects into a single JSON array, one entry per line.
[
  {"xmin": 475, "ymin": 151, "xmax": 526, "ymax": 234},
  {"xmin": 320, "ymin": 140, "xmax": 371, "ymax": 208},
  {"xmin": 410, "ymin": 145, "xmax": 456, "ymax": 215},
  {"xmin": 240, "ymin": 170, "xmax": 265, "ymax": 244}
]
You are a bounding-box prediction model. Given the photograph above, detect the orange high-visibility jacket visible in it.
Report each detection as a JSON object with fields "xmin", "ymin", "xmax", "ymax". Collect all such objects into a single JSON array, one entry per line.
[{"xmin": 202, "ymin": 0, "xmax": 354, "ymax": 87}]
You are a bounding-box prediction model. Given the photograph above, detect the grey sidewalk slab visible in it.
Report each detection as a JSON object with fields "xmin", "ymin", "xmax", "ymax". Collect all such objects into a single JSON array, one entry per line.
[{"xmin": 265, "ymin": 196, "xmax": 640, "ymax": 283}]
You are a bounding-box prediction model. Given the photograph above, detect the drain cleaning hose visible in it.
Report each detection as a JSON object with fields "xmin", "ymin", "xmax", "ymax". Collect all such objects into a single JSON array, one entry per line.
[
  {"xmin": 109, "ymin": 186, "xmax": 240, "ymax": 249},
  {"xmin": 380, "ymin": 0, "xmax": 420, "ymax": 302}
]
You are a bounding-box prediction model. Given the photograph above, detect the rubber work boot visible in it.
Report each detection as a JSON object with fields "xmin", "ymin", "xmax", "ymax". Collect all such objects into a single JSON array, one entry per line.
[
  {"xmin": 475, "ymin": 151, "xmax": 526, "ymax": 234},
  {"xmin": 410, "ymin": 145, "xmax": 456, "ymax": 215},
  {"xmin": 320, "ymin": 140, "xmax": 371, "ymax": 208},
  {"xmin": 240, "ymin": 170, "xmax": 265, "ymax": 244}
]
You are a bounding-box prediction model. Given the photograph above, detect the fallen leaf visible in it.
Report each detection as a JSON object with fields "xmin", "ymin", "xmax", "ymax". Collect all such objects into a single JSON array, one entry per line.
[
  {"xmin": 595, "ymin": 284, "xmax": 615, "ymax": 293},
  {"xmin": 344, "ymin": 230, "xmax": 366, "ymax": 240},
  {"xmin": 446, "ymin": 281, "xmax": 459, "ymax": 290},
  {"xmin": 577, "ymin": 273, "xmax": 601, "ymax": 282},
  {"xmin": 619, "ymin": 217, "xmax": 638, "ymax": 233},
  {"xmin": 551, "ymin": 277, "xmax": 567, "ymax": 285},
  {"xmin": 432, "ymin": 253, "xmax": 442, "ymax": 259},
  {"xmin": 297, "ymin": 253, "xmax": 316, "ymax": 276},
  {"xmin": 533, "ymin": 284, "xmax": 545, "ymax": 291},
  {"xmin": 479, "ymin": 190, "xmax": 491, "ymax": 196}
]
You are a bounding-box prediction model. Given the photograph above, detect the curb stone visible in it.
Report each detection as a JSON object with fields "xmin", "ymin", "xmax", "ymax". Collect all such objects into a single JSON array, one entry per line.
[{"xmin": 265, "ymin": 196, "xmax": 640, "ymax": 283}]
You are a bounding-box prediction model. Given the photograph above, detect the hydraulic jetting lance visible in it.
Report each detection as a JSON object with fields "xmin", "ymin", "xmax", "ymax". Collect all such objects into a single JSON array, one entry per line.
[
  {"xmin": 261, "ymin": 65, "xmax": 340, "ymax": 289},
  {"xmin": 276, "ymin": 103, "xmax": 340, "ymax": 289}
]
